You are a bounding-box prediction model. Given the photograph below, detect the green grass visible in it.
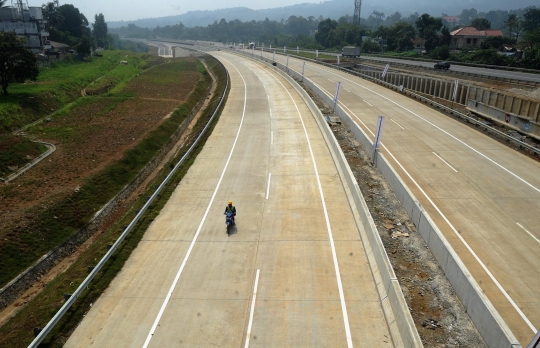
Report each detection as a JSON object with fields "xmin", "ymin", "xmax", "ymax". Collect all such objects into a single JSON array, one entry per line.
[
  {"xmin": 0, "ymin": 59, "xmax": 209, "ymax": 288},
  {"xmin": 0, "ymin": 51, "xmax": 163, "ymax": 132},
  {"xmin": 292, "ymin": 51, "xmax": 337, "ymax": 60},
  {"xmin": 0, "ymin": 134, "xmax": 47, "ymax": 177},
  {"xmin": 0, "ymin": 55, "xmax": 229, "ymax": 348}
]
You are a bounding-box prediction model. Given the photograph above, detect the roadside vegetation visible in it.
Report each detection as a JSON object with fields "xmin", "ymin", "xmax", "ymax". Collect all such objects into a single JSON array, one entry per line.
[
  {"xmin": 0, "ymin": 56, "xmax": 203, "ymax": 289},
  {"xmin": 0, "ymin": 134, "xmax": 47, "ymax": 177},
  {"xmin": 111, "ymin": 6, "xmax": 539, "ymax": 69},
  {"xmin": 0, "ymin": 51, "xmax": 158, "ymax": 132},
  {"xmin": 0, "ymin": 55, "xmax": 228, "ymax": 348}
]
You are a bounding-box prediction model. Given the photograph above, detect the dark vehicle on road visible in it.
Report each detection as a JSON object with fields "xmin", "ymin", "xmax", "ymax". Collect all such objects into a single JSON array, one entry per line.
[{"xmin": 434, "ymin": 61, "xmax": 450, "ymax": 70}]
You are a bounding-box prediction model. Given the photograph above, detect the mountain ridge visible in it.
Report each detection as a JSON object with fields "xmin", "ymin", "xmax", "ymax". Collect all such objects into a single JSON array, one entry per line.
[{"xmin": 108, "ymin": 0, "xmax": 538, "ymax": 28}]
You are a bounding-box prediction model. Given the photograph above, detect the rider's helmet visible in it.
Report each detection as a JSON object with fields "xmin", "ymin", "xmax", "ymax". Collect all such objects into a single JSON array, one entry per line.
[{"xmin": 228, "ymin": 200, "xmax": 232, "ymax": 205}]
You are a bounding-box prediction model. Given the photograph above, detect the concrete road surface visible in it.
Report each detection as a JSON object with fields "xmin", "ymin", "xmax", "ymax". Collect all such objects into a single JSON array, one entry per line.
[
  {"xmin": 66, "ymin": 52, "xmax": 395, "ymax": 347},
  {"xmin": 255, "ymin": 50, "xmax": 540, "ymax": 345},
  {"xmin": 359, "ymin": 56, "xmax": 540, "ymax": 84}
]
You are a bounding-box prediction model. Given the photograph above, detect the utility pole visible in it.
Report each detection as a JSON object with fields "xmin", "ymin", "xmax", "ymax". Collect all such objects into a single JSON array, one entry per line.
[{"xmin": 353, "ymin": 0, "xmax": 362, "ymax": 26}]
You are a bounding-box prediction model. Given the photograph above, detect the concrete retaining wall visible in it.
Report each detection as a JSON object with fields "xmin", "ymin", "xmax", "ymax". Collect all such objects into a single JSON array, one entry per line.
[
  {"xmin": 239, "ymin": 50, "xmax": 521, "ymax": 348},
  {"xmin": 467, "ymin": 99, "xmax": 540, "ymax": 140},
  {"xmin": 356, "ymin": 69, "xmax": 540, "ymax": 125}
]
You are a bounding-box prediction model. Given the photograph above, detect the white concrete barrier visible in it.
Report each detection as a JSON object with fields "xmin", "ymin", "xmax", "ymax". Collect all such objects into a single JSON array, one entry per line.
[
  {"xmin": 262, "ymin": 54, "xmax": 520, "ymax": 347},
  {"xmin": 250, "ymin": 54, "xmax": 423, "ymax": 347}
]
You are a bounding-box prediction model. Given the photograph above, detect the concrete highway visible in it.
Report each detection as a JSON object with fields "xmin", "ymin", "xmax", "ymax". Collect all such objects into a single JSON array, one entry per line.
[
  {"xmin": 360, "ymin": 55, "xmax": 540, "ymax": 84},
  {"xmin": 251, "ymin": 49, "xmax": 540, "ymax": 345},
  {"xmin": 65, "ymin": 52, "xmax": 396, "ymax": 346}
]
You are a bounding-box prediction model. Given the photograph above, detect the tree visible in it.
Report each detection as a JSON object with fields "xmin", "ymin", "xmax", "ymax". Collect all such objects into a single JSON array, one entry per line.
[
  {"xmin": 76, "ymin": 35, "xmax": 92, "ymax": 56},
  {"xmin": 523, "ymin": 28, "xmax": 540, "ymax": 48},
  {"xmin": 315, "ymin": 18, "xmax": 337, "ymax": 48},
  {"xmin": 459, "ymin": 8, "xmax": 478, "ymax": 25},
  {"xmin": 505, "ymin": 14, "xmax": 525, "ymax": 41},
  {"xmin": 386, "ymin": 22, "xmax": 416, "ymax": 51},
  {"xmin": 471, "ymin": 18, "xmax": 491, "ymax": 30},
  {"xmin": 523, "ymin": 8, "xmax": 540, "ymax": 33},
  {"xmin": 0, "ymin": 32, "xmax": 39, "ymax": 95},
  {"xmin": 480, "ymin": 36, "xmax": 516, "ymax": 49},
  {"xmin": 42, "ymin": 1, "xmax": 63, "ymax": 30},
  {"xmin": 93, "ymin": 13, "xmax": 108, "ymax": 48},
  {"xmin": 57, "ymin": 4, "xmax": 89, "ymax": 38},
  {"xmin": 416, "ymin": 13, "xmax": 443, "ymax": 51}
]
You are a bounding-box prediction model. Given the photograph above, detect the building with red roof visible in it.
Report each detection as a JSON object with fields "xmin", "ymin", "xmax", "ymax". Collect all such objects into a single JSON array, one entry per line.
[{"xmin": 450, "ymin": 26, "xmax": 503, "ymax": 49}]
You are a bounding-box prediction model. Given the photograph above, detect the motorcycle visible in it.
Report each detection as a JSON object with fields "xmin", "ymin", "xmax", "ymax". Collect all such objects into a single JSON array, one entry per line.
[{"xmin": 225, "ymin": 211, "xmax": 235, "ymax": 234}]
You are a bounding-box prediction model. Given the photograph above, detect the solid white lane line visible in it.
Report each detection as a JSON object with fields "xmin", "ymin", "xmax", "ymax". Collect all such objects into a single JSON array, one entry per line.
[
  {"xmin": 390, "ymin": 118, "xmax": 405, "ymax": 130},
  {"xmin": 363, "ymin": 99, "xmax": 373, "ymax": 107},
  {"xmin": 337, "ymin": 101, "xmax": 537, "ymax": 333},
  {"xmin": 433, "ymin": 152, "xmax": 458, "ymax": 173},
  {"xmin": 244, "ymin": 269, "xmax": 260, "ymax": 348},
  {"xmin": 266, "ymin": 173, "xmax": 272, "ymax": 200},
  {"xmin": 517, "ymin": 222, "xmax": 540, "ymax": 245},
  {"xmin": 310, "ymin": 64, "xmax": 540, "ymax": 195},
  {"xmin": 142, "ymin": 57, "xmax": 249, "ymax": 348},
  {"xmin": 266, "ymin": 70, "xmax": 353, "ymax": 347},
  {"xmin": 308, "ymin": 74, "xmax": 537, "ymax": 331}
]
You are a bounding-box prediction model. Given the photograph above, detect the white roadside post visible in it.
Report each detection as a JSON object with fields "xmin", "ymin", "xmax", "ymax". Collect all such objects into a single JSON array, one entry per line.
[
  {"xmin": 302, "ymin": 61, "xmax": 306, "ymax": 81},
  {"xmin": 337, "ymin": 55, "xmax": 340, "ymax": 64},
  {"xmin": 297, "ymin": 46, "xmax": 299, "ymax": 54},
  {"xmin": 286, "ymin": 55, "xmax": 290, "ymax": 71},
  {"xmin": 452, "ymin": 79, "xmax": 459, "ymax": 107},
  {"xmin": 381, "ymin": 64, "xmax": 390, "ymax": 80},
  {"xmin": 284, "ymin": 46, "xmax": 286, "ymax": 53},
  {"xmin": 333, "ymin": 81, "xmax": 342, "ymax": 111},
  {"xmin": 270, "ymin": 44, "xmax": 272, "ymax": 50},
  {"xmin": 261, "ymin": 45, "xmax": 263, "ymax": 58},
  {"xmin": 316, "ymin": 49, "xmax": 319, "ymax": 59},
  {"xmin": 273, "ymin": 51, "xmax": 276, "ymax": 62},
  {"xmin": 372, "ymin": 116, "xmax": 386, "ymax": 163}
]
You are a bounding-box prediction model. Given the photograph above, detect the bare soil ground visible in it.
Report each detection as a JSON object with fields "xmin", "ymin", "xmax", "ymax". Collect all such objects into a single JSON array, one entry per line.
[
  {"xmin": 0, "ymin": 59, "xmax": 219, "ymax": 328},
  {"xmin": 0, "ymin": 58, "xmax": 200, "ymax": 284},
  {"xmin": 301, "ymin": 83, "xmax": 486, "ymax": 347}
]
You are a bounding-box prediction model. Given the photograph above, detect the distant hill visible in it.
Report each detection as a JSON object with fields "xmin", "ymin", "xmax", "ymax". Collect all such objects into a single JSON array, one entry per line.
[{"xmin": 108, "ymin": 0, "xmax": 539, "ymax": 28}]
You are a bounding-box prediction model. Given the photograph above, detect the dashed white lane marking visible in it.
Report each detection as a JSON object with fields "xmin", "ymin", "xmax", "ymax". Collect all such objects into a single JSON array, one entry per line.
[
  {"xmin": 307, "ymin": 72, "xmax": 537, "ymax": 332},
  {"xmin": 143, "ymin": 57, "xmax": 250, "ymax": 347},
  {"xmin": 363, "ymin": 99, "xmax": 373, "ymax": 107},
  {"xmin": 390, "ymin": 118, "xmax": 405, "ymax": 129},
  {"xmin": 336, "ymin": 89, "xmax": 537, "ymax": 333},
  {"xmin": 433, "ymin": 152, "xmax": 458, "ymax": 172},
  {"xmin": 244, "ymin": 269, "xmax": 261, "ymax": 348},
  {"xmin": 264, "ymin": 68, "xmax": 354, "ymax": 347},
  {"xmin": 266, "ymin": 173, "xmax": 272, "ymax": 200},
  {"xmin": 517, "ymin": 222, "xmax": 540, "ymax": 245},
  {"xmin": 310, "ymin": 64, "xmax": 540, "ymax": 195}
]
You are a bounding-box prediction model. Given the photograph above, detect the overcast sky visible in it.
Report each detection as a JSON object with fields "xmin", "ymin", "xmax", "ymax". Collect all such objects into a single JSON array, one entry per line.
[{"xmin": 62, "ymin": 0, "xmax": 310, "ymax": 22}]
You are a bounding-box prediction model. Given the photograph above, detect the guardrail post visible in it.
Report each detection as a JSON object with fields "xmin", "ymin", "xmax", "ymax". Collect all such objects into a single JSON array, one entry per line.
[{"xmin": 33, "ymin": 328, "xmax": 42, "ymax": 338}]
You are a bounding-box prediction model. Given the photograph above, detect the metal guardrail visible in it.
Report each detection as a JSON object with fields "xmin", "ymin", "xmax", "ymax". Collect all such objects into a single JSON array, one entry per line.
[
  {"xmin": 27, "ymin": 60, "xmax": 230, "ymax": 348},
  {"xmin": 528, "ymin": 329, "xmax": 540, "ymax": 348},
  {"xmin": 259, "ymin": 48, "xmax": 540, "ymax": 157},
  {"xmin": 361, "ymin": 53, "xmax": 540, "ymax": 75}
]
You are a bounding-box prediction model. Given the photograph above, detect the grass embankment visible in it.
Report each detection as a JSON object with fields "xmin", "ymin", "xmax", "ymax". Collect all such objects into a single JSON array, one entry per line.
[
  {"xmin": 0, "ymin": 51, "xmax": 160, "ymax": 132},
  {"xmin": 0, "ymin": 55, "xmax": 229, "ymax": 348},
  {"xmin": 292, "ymin": 51, "xmax": 337, "ymax": 60},
  {"xmin": 0, "ymin": 59, "xmax": 206, "ymax": 288},
  {"xmin": 0, "ymin": 134, "xmax": 47, "ymax": 177}
]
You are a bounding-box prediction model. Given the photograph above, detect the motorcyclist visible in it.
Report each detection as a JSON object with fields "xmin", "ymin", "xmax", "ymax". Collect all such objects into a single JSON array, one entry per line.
[{"xmin": 224, "ymin": 200, "xmax": 236, "ymax": 225}]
